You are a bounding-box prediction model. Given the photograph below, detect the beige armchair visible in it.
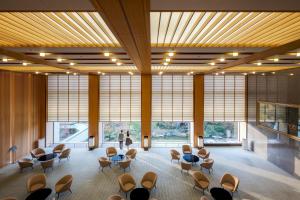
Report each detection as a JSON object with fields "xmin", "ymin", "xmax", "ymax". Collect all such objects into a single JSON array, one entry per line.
[
  {"xmin": 41, "ymin": 159, "xmax": 54, "ymax": 172},
  {"xmin": 125, "ymin": 149, "xmax": 137, "ymax": 160},
  {"xmin": 170, "ymin": 149, "xmax": 180, "ymax": 163},
  {"xmin": 55, "ymin": 174, "xmax": 73, "ymax": 199},
  {"xmin": 118, "ymin": 173, "xmax": 136, "ymax": 197},
  {"xmin": 200, "ymin": 158, "xmax": 214, "ymax": 173},
  {"xmin": 107, "ymin": 195, "xmax": 125, "ymax": 200},
  {"xmin": 30, "ymin": 148, "xmax": 45, "ymax": 159},
  {"xmin": 18, "ymin": 158, "xmax": 34, "ymax": 172},
  {"xmin": 106, "ymin": 147, "xmax": 117, "ymax": 159},
  {"xmin": 98, "ymin": 157, "xmax": 112, "ymax": 172},
  {"xmin": 141, "ymin": 171, "xmax": 157, "ymax": 191},
  {"xmin": 119, "ymin": 159, "xmax": 131, "ymax": 172},
  {"xmin": 191, "ymin": 171, "xmax": 210, "ymax": 194},
  {"xmin": 220, "ymin": 173, "xmax": 239, "ymax": 194},
  {"xmin": 181, "ymin": 161, "xmax": 192, "ymax": 173},
  {"xmin": 182, "ymin": 145, "xmax": 192, "ymax": 154},
  {"xmin": 53, "ymin": 144, "xmax": 65, "ymax": 154},
  {"xmin": 59, "ymin": 148, "xmax": 71, "ymax": 162},
  {"xmin": 27, "ymin": 173, "xmax": 46, "ymax": 193},
  {"xmin": 197, "ymin": 148, "xmax": 210, "ymax": 161}
]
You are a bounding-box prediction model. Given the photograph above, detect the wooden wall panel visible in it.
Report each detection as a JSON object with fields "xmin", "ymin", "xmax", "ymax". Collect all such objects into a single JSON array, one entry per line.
[
  {"xmin": 193, "ymin": 74, "xmax": 204, "ymax": 147},
  {"xmin": 0, "ymin": 71, "xmax": 46, "ymax": 168},
  {"xmin": 89, "ymin": 75, "xmax": 99, "ymax": 147},
  {"xmin": 141, "ymin": 75, "xmax": 152, "ymax": 147}
]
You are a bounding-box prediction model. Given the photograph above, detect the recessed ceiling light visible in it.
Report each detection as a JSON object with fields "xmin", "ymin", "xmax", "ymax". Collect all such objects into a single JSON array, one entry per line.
[
  {"xmin": 69, "ymin": 62, "xmax": 75, "ymax": 66},
  {"xmin": 97, "ymin": 71, "xmax": 101, "ymax": 74},
  {"xmin": 209, "ymin": 62, "xmax": 215, "ymax": 66},
  {"xmin": 128, "ymin": 71, "xmax": 134, "ymax": 76},
  {"xmin": 66, "ymin": 71, "xmax": 70, "ymax": 74},
  {"xmin": 296, "ymin": 52, "xmax": 300, "ymax": 57},
  {"xmin": 73, "ymin": 73, "xmax": 77, "ymax": 76},
  {"xmin": 2, "ymin": 58, "xmax": 8, "ymax": 62},
  {"xmin": 158, "ymin": 71, "xmax": 163, "ymax": 75},
  {"xmin": 256, "ymin": 62, "xmax": 262, "ymax": 66},
  {"xmin": 35, "ymin": 71, "xmax": 39, "ymax": 74},
  {"xmin": 242, "ymin": 73, "xmax": 248, "ymax": 76},
  {"xmin": 39, "ymin": 52, "xmax": 46, "ymax": 57},
  {"xmin": 219, "ymin": 58, "xmax": 225, "ymax": 62},
  {"xmin": 163, "ymin": 62, "xmax": 168, "ymax": 66},
  {"xmin": 57, "ymin": 58, "xmax": 63, "ymax": 62},
  {"xmin": 272, "ymin": 72, "xmax": 276, "ymax": 74},
  {"xmin": 221, "ymin": 71, "xmax": 225, "ymax": 74},
  {"xmin": 190, "ymin": 71, "xmax": 194, "ymax": 74},
  {"xmin": 215, "ymin": 73, "xmax": 219, "ymax": 76},
  {"xmin": 22, "ymin": 62, "xmax": 28, "ymax": 66},
  {"xmin": 104, "ymin": 52, "xmax": 110, "ymax": 57},
  {"xmin": 165, "ymin": 58, "xmax": 171, "ymax": 62},
  {"xmin": 252, "ymin": 71, "xmax": 256, "ymax": 74},
  {"xmin": 111, "ymin": 58, "xmax": 117, "ymax": 62},
  {"xmin": 168, "ymin": 52, "xmax": 175, "ymax": 57},
  {"xmin": 117, "ymin": 62, "xmax": 122, "ymax": 66},
  {"xmin": 261, "ymin": 73, "xmax": 265, "ymax": 76},
  {"xmin": 290, "ymin": 73, "xmax": 294, "ymax": 76},
  {"xmin": 232, "ymin": 52, "xmax": 239, "ymax": 57},
  {"xmin": 273, "ymin": 58, "xmax": 279, "ymax": 62},
  {"xmin": 45, "ymin": 73, "xmax": 49, "ymax": 76},
  {"xmin": 187, "ymin": 72, "xmax": 191, "ymax": 76},
  {"xmin": 102, "ymin": 72, "xmax": 106, "ymax": 75}
]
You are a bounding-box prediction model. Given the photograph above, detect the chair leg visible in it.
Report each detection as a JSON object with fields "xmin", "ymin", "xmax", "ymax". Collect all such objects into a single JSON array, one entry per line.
[{"xmin": 69, "ymin": 189, "xmax": 72, "ymax": 193}]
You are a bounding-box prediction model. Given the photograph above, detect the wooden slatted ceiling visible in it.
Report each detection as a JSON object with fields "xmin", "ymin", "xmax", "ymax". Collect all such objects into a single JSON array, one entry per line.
[
  {"xmin": 0, "ymin": 12, "xmax": 119, "ymax": 47},
  {"xmin": 151, "ymin": 12, "xmax": 300, "ymax": 47}
]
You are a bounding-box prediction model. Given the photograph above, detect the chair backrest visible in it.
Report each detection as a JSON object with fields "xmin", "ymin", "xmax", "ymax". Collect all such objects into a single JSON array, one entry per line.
[
  {"xmin": 31, "ymin": 148, "xmax": 45, "ymax": 156},
  {"xmin": 57, "ymin": 174, "xmax": 73, "ymax": 185},
  {"xmin": 198, "ymin": 148, "xmax": 207, "ymax": 155},
  {"xmin": 53, "ymin": 144, "xmax": 65, "ymax": 151},
  {"xmin": 182, "ymin": 145, "xmax": 191, "ymax": 152},
  {"xmin": 220, "ymin": 173, "xmax": 239, "ymax": 191},
  {"xmin": 142, "ymin": 171, "xmax": 157, "ymax": 183},
  {"xmin": 41, "ymin": 159, "xmax": 54, "ymax": 168},
  {"xmin": 118, "ymin": 173, "xmax": 135, "ymax": 185},
  {"xmin": 192, "ymin": 171, "xmax": 209, "ymax": 182},
  {"xmin": 60, "ymin": 148, "xmax": 71, "ymax": 158},
  {"xmin": 170, "ymin": 149, "xmax": 180, "ymax": 155},
  {"xmin": 119, "ymin": 159, "xmax": 131, "ymax": 168},
  {"xmin": 107, "ymin": 195, "xmax": 124, "ymax": 200},
  {"xmin": 106, "ymin": 147, "xmax": 117, "ymax": 155},
  {"xmin": 27, "ymin": 173, "xmax": 46, "ymax": 191}
]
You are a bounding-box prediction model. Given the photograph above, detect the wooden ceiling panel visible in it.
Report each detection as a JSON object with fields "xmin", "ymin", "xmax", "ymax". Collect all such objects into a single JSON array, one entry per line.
[
  {"xmin": 0, "ymin": 12, "xmax": 119, "ymax": 47},
  {"xmin": 151, "ymin": 12, "xmax": 300, "ymax": 47}
]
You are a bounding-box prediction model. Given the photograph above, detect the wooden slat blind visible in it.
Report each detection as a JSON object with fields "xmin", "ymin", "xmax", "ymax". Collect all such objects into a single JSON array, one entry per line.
[
  {"xmin": 99, "ymin": 75, "xmax": 141, "ymax": 122},
  {"xmin": 204, "ymin": 75, "xmax": 245, "ymax": 122},
  {"xmin": 47, "ymin": 75, "xmax": 88, "ymax": 122},
  {"xmin": 152, "ymin": 75, "xmax": 193, "ymax": 121}
]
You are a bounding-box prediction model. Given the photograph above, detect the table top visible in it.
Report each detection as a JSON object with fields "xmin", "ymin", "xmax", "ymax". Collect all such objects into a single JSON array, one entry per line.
[
  {"xmin": 111, "ymin": 154, "xmax": 124, "ymax": 162},
  {"xmin": 130, "ymin": 188, "xmax": 150, "ymax": 200},
  {"xmin": 38, "ymin": 153, "xmax": 57, "ymax": 161},
  {"xmin": 25, "ymin": 188, "xmax": 52, "ymax": 200},
  {"xmin": 210, "ymin": 187, "xmax": 232, "ymax": 200},
  {"xmin": 183, "ymin": 154, "xmax": 200, "ymax": 163}
]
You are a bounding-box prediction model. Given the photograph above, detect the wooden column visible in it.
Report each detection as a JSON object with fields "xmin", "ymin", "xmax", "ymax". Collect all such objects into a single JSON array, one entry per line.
[
  {"xmin": 141, "ymin": 74, "xmax": 152, "ymax": 148},
  {"xmin": 88, "ymin": 75, "xmax": 99, "ymax": 148},
  {"xmin": 193, "ymin": 74, "xmax": 204, "ymax": 147}
]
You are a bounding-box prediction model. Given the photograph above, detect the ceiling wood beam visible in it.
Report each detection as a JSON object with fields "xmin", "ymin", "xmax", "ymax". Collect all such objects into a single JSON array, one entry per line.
[
  {"xmin": 206, "ymin": 39, "xmax": 300, "ymax": 74},
  {"xmin": 0, "ymin": 48, "xmax": 84, "ymax": 73},
  {"xmin": 90, "ymin": 0, "xmax": 151, "ymax": 74}
]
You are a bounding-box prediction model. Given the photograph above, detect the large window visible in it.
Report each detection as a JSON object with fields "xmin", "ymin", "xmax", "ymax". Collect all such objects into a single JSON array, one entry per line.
[
  {"xmin": 47, "ymin": 75, "xmax": 89, "ymax": 146},
  {"xmin": 204, "ymin": 75, "xmax": 246, "ymax": 143},
  {"xmin": 152, "ymin": 75, "xmax": 193, "ymax": 145},
  {"xmin": 99, "ymin": 75, "xmax": 141, "ymax": 143}
]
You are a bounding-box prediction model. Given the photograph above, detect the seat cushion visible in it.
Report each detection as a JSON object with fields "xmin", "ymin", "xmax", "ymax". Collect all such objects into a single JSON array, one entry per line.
[
  {"xmin": 198, "ymin": 181, "xmax": 209, "ymax": 189},
  {"xmin": 55, "ymin": 183, "xmax": 66, "ymax": 193},
  {"xmin": 222, "ymin": 182, "xmax": 234, "ymax": 191},
  {"xmin": 123, "ymin": 183, "xmax": 135, "ymax": 192},
  {"xmin": 30, "ymin": 183, "xmax": 45, "ymax": 192},
  {"xmin": 142, "ymin": 181, "xmax": 153, "ymax": 189}
]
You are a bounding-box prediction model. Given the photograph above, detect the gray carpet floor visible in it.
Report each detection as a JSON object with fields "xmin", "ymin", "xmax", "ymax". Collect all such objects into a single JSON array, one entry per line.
[{"xmin": 0, "ymin": 147, "xmax": 300, "ymax": 200}]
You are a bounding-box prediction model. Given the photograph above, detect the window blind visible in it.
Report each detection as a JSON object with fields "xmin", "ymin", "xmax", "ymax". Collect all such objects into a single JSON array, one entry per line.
[
  {"xmin": 204, "ymin": 75, "xmax": 245, "ymax": 122},
  {"xmin": 47, "ymin": 75, "xmax": 88, "ymax": 122},
  {"xmin": 99, "ymin": 75, "xmax": 141, "ymax": 122},
  {"xmin": 152, "ymin": 75, "xmax": 193, "ymax": 121}
]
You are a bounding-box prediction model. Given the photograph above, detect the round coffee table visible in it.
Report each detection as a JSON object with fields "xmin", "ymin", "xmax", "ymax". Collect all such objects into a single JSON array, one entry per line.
[
  {"xmin": 183, "ymin": 154, "xmax": 200, "ymax": 165},
  {"xmin": 210, "ymin": 187, "xmax": 232, "ymax": 200},
  {"xmin": 130, "ymin": 188, "xmax": 150, "ymax": 200},
  {"xmin": 26, "ymin": 188, "xmax": 52, "ymax": 200},
  {"xmin": 38, "ymin": 153, "xmax": 57, "ymax": 161},
  {"xmin": 111, "ymin": 154, "xmax": 125, "ymax": 163}
]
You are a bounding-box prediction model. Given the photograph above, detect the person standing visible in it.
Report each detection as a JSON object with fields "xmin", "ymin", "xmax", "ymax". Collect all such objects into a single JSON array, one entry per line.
[
  {"xmin": 125, "ymin": 131, "xmax": 132, "ymax": 150},
  {"xmin": 118, "ymin": 130, "xmax": 124, "ymax": 150}
]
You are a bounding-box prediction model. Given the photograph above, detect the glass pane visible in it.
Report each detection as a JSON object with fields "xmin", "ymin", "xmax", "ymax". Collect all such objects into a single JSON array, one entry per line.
[
  {"xmin": 151, "ymin": 122, "xmax": 191, "ymax": 143},
  {"xmin": 53, "ymin": 122, "xmax": 88, "ymax": 143},
  {"xmin": 102, "ymin": 122, "xmax": 141, "ymax": 142},
  {"xmin": 204, "ymin": 122, "xmax": 239, "ymax": 143}
]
